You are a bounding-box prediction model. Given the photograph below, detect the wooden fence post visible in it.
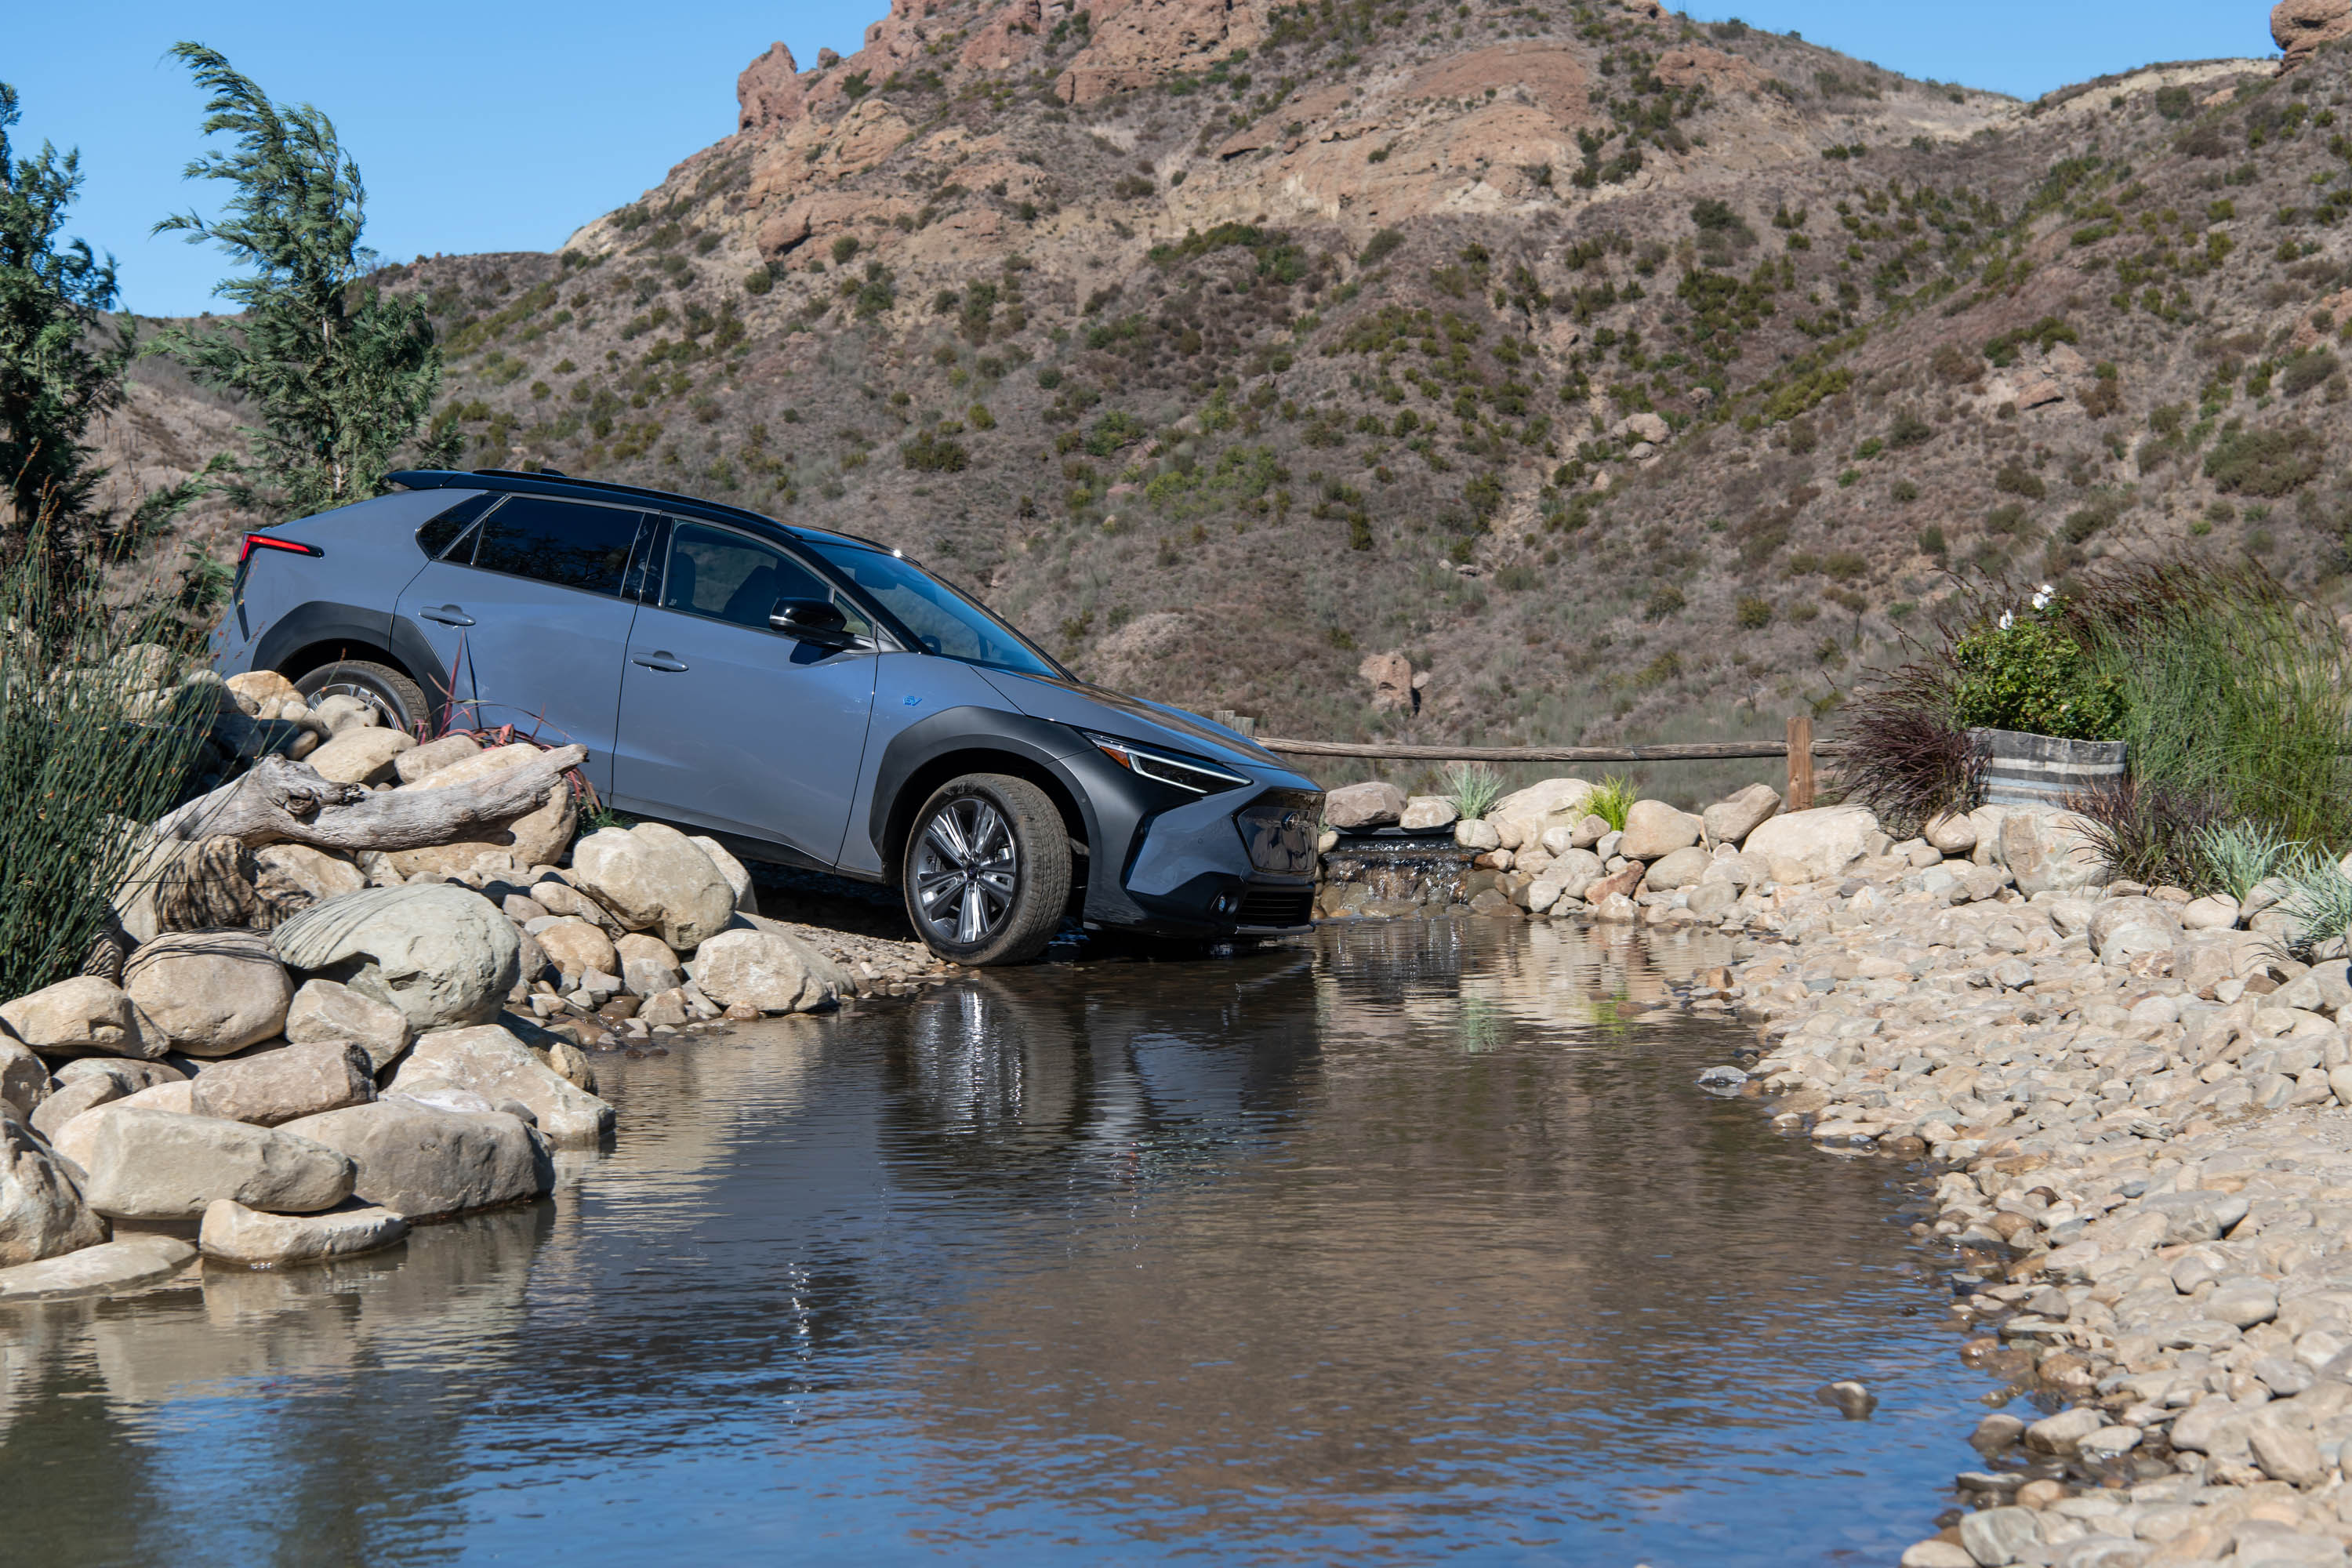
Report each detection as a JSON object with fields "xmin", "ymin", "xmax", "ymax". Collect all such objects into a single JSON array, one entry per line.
[{"xmin": 1786, "ymin": 713, "xmax": 1815, "ymax": 811}]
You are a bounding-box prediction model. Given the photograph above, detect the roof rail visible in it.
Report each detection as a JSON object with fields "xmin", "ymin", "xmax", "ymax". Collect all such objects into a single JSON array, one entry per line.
[{"xmin": 383, "ymin": 467, "xmax": 901, "ymax": 554}]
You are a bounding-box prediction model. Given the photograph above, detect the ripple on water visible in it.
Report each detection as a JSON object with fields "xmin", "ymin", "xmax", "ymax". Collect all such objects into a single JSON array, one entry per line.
[{"xmin": 0, "ymin": 917, "xmax": 1995, "ymax": 1566}]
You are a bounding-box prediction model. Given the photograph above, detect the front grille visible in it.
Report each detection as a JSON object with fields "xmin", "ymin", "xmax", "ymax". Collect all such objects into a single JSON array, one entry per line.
[{"xmin": 1235, "ymin": 886, "xmax": 1315, "ymax": 928}]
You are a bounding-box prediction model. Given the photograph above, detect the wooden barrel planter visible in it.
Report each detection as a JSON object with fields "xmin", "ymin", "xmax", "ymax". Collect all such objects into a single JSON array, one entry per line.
[{"xmin": 1970, "ymin": 728, "xmax": 2128, "ymax": 811}]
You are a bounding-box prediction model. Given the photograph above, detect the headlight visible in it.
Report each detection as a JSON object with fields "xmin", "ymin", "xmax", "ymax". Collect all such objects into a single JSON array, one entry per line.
[{"xmin": 1081, "ymin": 731, "xmax": 1251, "ymax": 794}]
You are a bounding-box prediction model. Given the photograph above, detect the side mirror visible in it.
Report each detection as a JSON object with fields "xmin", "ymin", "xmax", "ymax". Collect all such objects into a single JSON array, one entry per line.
[{"xmin": 770, "ymin": 597, "xmax": 856, "ymax": 648}]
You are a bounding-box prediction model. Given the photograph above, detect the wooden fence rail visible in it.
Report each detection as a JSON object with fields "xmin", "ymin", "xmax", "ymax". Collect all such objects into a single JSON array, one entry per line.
[{"xmin": 1255, "ymin": 716, "xmax": 1836, "ymax": 810}]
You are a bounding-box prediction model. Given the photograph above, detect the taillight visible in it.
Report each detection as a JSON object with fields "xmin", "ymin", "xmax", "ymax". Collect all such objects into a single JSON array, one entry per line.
[{"xmin": 238, "ymin": 533, "xmax": 324, "ymax": 564}]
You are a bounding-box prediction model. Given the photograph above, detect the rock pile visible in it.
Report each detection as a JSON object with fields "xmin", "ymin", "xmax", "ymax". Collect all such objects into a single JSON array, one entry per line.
[{"xmin": 0, "ymin": 690, "xmax": 918, "ymax": 1301}]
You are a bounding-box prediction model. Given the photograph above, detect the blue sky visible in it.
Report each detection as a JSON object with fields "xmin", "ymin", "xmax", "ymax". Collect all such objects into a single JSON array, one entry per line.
[{"xmin": 11, "ymin": 2, "xmax": 2271, "ymax": 318}]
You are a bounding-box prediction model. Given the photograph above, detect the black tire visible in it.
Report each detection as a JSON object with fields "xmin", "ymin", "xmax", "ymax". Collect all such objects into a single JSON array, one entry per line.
[
  {"xmin": 901, "ymin": 773, "xmax": 1071, "ymax": 967},
  {"xmin": 291, "ymin": 659, "xmax": 432, "ymax": 735}
]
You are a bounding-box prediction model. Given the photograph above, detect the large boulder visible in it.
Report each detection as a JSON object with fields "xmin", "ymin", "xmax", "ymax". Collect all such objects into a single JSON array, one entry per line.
[
  {"xmin": 282, "ymin": 1098, "xmax": 552, "ymax": 1221},
  {"xmin": 382, "ymin": 744, "xmax": 577, "ymax": 878},
  {"xmin": 2278, "ymin": 0, "xmax": 2352, "ymax": 71},
  {"xmin": 387, "ymin": 1025, "xmax": 615, "ymax": 1148},
  {"xmin": 1997, "ymin": 810, "xmax": 2111, "ymax": 895},
  {"xmin": 688, "ymin": 927, "xmax": 837, "ymax": 1014},
  {"xmin": 0, "ymin": 975, "xmax": 156, "ymax": 1061},
  {"xmin": 1642, "ymin": 845, "xmax": 1712, "ymax": 891},
  {"xmin": 199, "ymin": 1197, "xmax": 408, "ymax": 1267},
  {"xmin": 1399, "ymin": 796, "xmax": 1458, "ymax": 831},
  {"xmin": 188, "ymin": 1040, "xmax": 376, "ymax": 1127},
  {"xmin": 282, "ymin": 978, "xmax": 414, "ymax": 1073},
  {"xmin": 534, "ymin": 918, "xmax": 619, "ymax": 985},
  {"xmin": 1618, "ymin": 798, "xmax": 1703, "ymax": 861},
  {"xmin": 567, "ymin": 824, "xmax": 737, "ymax": 949},
  {"xmin": 393, "ymin": 732, "xmax": 482, "ymax": 784},
  {"xmin": 688, "ymin": 836, "xmax": 760, "ymax": 916},
  {"xmin": 1701, "ymin": 783, "xmax": 1780, "ymax": 848},
  {"xmin": 1323, "ymin": 781, "xmax": 1406, "ymax": 831},
  {"xmin": 122, "ymin": 929, "xmax": 293, "ymax": 1058},
  {"xmin": 29, "ymin": 1066, "xmax": 136, "ymax": 1142},
  {"xmin": 1487, "ymin": 778, "xmax": 1594, "ymax": 851},
  {"xmin": 271, "ymin": 884, "xmax": 521, "ymax": 1032},
  {"xmin": 301, "ymin": 726, "xmax": 416, "ymax": 785},
  {"xmin": 0, "ymin": 1110, "xmax": 108, "ymax": 1265},
  {"xmin": 0, "ymin": 1038, "xmax": 49, "ymax": 1120},
  {"xmin": 67, "ymin": 1106, "xmax": 354, "ymax": 1219},
  {"xmin": 1742, "ymin": 806, "xmax": 1882, "ymax": 882}
]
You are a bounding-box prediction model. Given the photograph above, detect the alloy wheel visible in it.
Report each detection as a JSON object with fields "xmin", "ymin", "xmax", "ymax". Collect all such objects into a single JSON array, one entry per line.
[{"xmin": 913, "ymin": 797, "xmax": 1021, "ymax": 945}]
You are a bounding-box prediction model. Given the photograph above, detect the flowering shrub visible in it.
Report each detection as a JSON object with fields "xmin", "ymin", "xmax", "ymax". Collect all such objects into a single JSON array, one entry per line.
[{"xmin": 1948, "ymin": 586, "xmax": 2125, "ymax": 741}]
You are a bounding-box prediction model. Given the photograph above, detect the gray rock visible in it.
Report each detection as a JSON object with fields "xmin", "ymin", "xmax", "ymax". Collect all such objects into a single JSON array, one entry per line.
[
  {"xmin": 29, "ymin": 1069, "xmax": 132, "ymax": 1142},
  {"xmin": 2024, "ymin": 1405, "xmax": 2104, "ymax": 1454},
  {"xmin": 535, "ymin": 918, "xmax": 619, "ymax": 985},
  {"xmin": 1323, "ymin": 781, "xmax": 1406, "ymax": 831},
  {"xmin": 1399, "ymin": 796, "xmax": 1458, "ymax": 831},
  {"xmin": 252, "ymin": 844, "xmax": 368, "ymax": 909},
  {"xmin": 1696, "ymin": 1065, "xmax": 1748, "ymax": 1091},
  {"xmin": 1924, "ymin": 811, "xmax": 1977, "ymax": 854},
  {"xmin": 2087, "ymin": 898, "xmax": 2180, "ymax": 964},
  {"xmin": 1642, "ymin": 845, "xmax": 1712, "ymax": 891},
  {"xmin": 0, "ymin": 1110, "xmax": 107, "ymax": 1265},
  {"xmin": 392, "ymin": 732, "xmax": 482, "ymax": 784},
  {"xmin": 0, "ymin": 975, "xmax": 155, "ymax": 1060},
  {"xmin": 1998, "ymin": 810, "xmax": 2110, "ymax": 895},
  {"xmin": 688, "ymin": 928, "xmax": 833, "ymax": 1015},
  {"xmin": 1969, "ymin": 1413, "xmax": 2027, "ymax": 1453},
  {"xmin": 1619, "ymin": 797, "xmax": 1703, "ymax": 860},
  {"xmin": 1743, "ymin": 806, "xmax": 1880, "ymax": 882},
  {"xmin": 271, "ymin": 884, "xmax": 521, "ymax": 1032},
  {"xmin": 1453, "ymin": 818, "xmax": 1501, "ymax": 851},
  {"xmin": 301, "ymin": 726, "xmax": 415, "ymax": 785},
  {"xmin": 0, "ymin": 1036, "xmax": 49, "ymax": 1119},
  {"xmin": 188, "ymin": 1040, "xmax": 376, "ymax": 1127},
  {"xmin": 615, "ymin": 933, "xmax": 683, "ymax": 998},
  {"xmin": 567, "ymin": 823, "xmax": 737, "ymax": 949},
  {"xmin": 2208, "ymin": 1276, "xmax": 2281, "ymax": 1329},
  {"xmin": 2249, "ymin": 1420, "xmax": 2329, "ymax": 1487},
  {"xmin": 198, "ymin": 1196, "xmax": 408, "ymax": 1267},
  {"xmin": 1900, "ymin": 1543, "xmax": 1976, "ymax": 1568},
  {"xmin": 282, "ymin": 978, "xmax": 414, "ymax": 1073},
  {"xmin": 71, "ymin": 1106, "xmax": 354, "ymax": 1219},
  {"xmin": 122, "ymin": 928, "xmax": 293, "ymax": 1057},
  {"xmin": 1958, "ymin": 1504, "xmax": 2042, "ymax": 1566},
  {"xmin": 387, "ymin": 1025, "xmax": 613, "ymax": 1148},
  {"xmin": 0, "ymin": 1235, "xmax": 194, "ymax": 1301},
  {"xmin": 1686, "ymin": 880, "xmax": 1738, "ymax": 919},
  {"xmin": 1701, "ymin": 782, "xmax": 1780, "ymax": 848},
  {"xmin": 282, "ymin": 1098, "xmax": 552, "ymax": 1221}
]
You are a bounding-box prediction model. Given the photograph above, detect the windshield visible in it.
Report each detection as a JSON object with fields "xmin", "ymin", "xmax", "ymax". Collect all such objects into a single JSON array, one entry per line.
[{"xmin": 804, "ymin": 540, "xmax": 1061, "ymax": 678}]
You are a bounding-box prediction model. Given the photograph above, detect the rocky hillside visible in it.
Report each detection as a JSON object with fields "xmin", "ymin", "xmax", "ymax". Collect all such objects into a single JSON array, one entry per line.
[{"xmin": 148, "ymin": 0, "xmax": 2352, "ymax": 800}]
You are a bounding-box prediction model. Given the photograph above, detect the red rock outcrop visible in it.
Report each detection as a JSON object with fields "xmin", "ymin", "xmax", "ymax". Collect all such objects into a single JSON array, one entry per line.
[
  {"xmin": 960, "ymin": 0, "xmax": 1046, "ymax": 73},
  {"xmin": 2276, "ymin": 0, "xmax": 2352, "ymax": 71},
  {"xmin": 1055, "ymin": 0, "xmax": 1266, "ymax": 104},
  {"xmin": 737, "ymin": 42, "xmax": 807, "ymax": 132},
  {"xmin": 1654, "ymin": 45, "xmax": 1763, "ymax": 95},
  {"xmin": 1404, "ymin": 45, "xmax": 1589, "ymax": 122}
]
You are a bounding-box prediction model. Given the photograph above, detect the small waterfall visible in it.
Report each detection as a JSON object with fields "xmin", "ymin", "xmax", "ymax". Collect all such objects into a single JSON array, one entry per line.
[{"xmin": 1318, "ymin": 834, "xmax": 1479, "ymax": 916}]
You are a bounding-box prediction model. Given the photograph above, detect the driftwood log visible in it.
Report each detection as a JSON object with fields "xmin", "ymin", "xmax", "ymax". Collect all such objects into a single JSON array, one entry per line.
[{"xmin": 154, "ymin": 746, "xmax": 590, "ymax": 852}]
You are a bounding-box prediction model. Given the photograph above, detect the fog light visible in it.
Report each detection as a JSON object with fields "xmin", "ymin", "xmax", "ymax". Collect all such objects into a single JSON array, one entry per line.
[{"xmin": 1213, "ymin": 893, "xmax": 1237, "ymax": 914}]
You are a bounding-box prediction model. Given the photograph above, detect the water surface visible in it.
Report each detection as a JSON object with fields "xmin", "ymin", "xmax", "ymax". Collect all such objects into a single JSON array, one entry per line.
[{"xmin": 0, "ymin": 919, "xmax": 1988, "ymax": 1565}]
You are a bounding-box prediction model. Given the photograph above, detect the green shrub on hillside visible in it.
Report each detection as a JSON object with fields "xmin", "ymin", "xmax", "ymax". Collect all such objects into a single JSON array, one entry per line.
[{"xmin": 2205, "ymin": 423, "xmax": 2321, "ymax": 496}]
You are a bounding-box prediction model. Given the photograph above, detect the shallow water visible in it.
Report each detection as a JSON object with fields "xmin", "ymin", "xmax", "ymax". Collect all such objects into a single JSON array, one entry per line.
[{"xmin": 0, "ymin": 919, "xmax": 1995, "ymax": 1566}]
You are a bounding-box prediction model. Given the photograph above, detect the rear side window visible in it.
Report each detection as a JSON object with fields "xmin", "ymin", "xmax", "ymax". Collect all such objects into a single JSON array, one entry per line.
[
  {"xmin": 415, "ymin": 493, "xmax": 499, "ymax": 560},
  {"xmin": 468, "ymin": 498, "xmax": 648, "ymax": 596}
]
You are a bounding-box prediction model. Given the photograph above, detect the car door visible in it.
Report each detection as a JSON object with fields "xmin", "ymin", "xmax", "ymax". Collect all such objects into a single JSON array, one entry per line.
[
  {"xmin": 393, "ymin": 495, "xmax": 651, "ymax": 794},
  {"xmin": 611, "ymin": 518, "xmax": 880, "ymax": 867}
]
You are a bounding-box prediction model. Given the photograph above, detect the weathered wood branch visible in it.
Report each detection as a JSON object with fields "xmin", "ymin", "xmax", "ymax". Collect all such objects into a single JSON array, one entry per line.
[{"xmin": 154, "ymin": 746, "xmax": 589, "ymax": 851}]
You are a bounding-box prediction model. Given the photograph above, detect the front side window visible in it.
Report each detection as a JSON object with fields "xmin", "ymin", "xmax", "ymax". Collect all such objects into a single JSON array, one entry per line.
[
  {"xmin": 660, "ymin": 521, "xmax": 870, "ymax": 635},
  {"xmin": 466, "ymin": 497, "xmax": 647, "ymax": 596},
  {"xmin": 804, "ymin": 540, "xmax": 1058, "ymax": 677}
]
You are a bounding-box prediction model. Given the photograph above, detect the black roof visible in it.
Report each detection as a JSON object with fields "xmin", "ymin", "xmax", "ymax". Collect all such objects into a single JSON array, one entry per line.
[{"xmin": 386, "ymin": 468, "xmax": 887, "ymax": 552}]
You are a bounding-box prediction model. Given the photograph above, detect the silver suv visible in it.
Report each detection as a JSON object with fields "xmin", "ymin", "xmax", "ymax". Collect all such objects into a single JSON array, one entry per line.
[{"xmin": 210, "ymin": 469, "xmax": 1322, "ymax": 965}]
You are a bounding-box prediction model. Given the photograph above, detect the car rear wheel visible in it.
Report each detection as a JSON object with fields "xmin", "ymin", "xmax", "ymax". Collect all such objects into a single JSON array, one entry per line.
[
  {"xmin": 291, "ymin": 659, "xmax": 431, "ymax": 735},
  {"xmin": 902, "ymin": 774, "xmax": 1070, "ymax": 966}
]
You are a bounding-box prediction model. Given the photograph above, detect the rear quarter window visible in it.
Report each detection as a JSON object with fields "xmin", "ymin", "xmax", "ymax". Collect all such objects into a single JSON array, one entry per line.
[{"xmin": 415, "ymin": 493, "xmax": 499, "ymax": 559}]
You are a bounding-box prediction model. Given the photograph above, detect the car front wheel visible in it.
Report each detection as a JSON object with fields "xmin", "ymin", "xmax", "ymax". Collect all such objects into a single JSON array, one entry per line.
[{"xmin": 902, "ymin": 773, "xmax": 1070, "ymax": 966}]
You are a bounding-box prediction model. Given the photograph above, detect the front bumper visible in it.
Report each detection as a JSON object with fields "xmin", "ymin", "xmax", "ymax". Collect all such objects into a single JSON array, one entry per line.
[{"xmin": 1060, "ymin": 750, "xmax": 1321, "ymax": 938}]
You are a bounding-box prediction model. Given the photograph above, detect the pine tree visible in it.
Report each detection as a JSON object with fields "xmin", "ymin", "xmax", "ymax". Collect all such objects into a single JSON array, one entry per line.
[
  {"xmin": 0, "ymin": 82, "xmax": 210, "ymax": 565},
  {"xmin": 151, "ymin": 43, "xmax": 456, "ymax": 523}
]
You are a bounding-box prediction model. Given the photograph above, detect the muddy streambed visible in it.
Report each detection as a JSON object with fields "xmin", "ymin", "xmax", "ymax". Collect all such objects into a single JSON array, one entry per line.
[{"xmin": 0, "ymin": 919, "xmax": 2002, "ymax": 1565}]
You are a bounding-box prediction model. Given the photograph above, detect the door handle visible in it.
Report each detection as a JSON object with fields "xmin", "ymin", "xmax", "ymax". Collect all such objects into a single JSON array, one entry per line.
[
  {"xmin": 632, "ymin": 651, "xmax": 689, "ymax": 673},
  {"xmin": 419, "ymin": 604, "xmax": 474, "ymax": 626}
]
